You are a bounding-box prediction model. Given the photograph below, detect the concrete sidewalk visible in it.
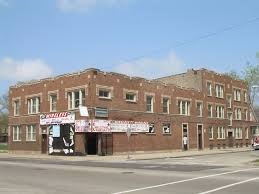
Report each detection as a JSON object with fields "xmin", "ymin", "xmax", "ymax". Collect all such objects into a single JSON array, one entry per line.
[{"xmin": 0, "ymin": 147, "xmax": 252, "ymax": 162}]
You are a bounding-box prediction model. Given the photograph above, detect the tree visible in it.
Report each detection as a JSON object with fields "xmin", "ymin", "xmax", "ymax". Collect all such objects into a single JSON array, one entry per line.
[{"xmin": 0, "ymin": 94, "xmax": 8, "ymax": 135}]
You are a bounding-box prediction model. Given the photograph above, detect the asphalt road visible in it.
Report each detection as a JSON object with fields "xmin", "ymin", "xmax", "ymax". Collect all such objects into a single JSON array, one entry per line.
[{"xmin": 0, "ymin": 151, "xmax": 259, "ymax": 194}]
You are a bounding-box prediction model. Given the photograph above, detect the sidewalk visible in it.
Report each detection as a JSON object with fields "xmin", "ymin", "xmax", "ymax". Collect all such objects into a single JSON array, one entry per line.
[{"xmin": 0, "ymin": 147, "xmax": 252, "ymax": 162}]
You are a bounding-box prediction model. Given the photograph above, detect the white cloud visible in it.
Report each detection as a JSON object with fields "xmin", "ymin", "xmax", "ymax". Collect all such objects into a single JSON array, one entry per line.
[
  {"xmin": 0, "ymin": 57, "xmax": 53, "ymax": 82},
  {"xmin": 0, "ymin": 0, "xmax": 10, "ymax": 7},
  {"xmin": 113, "ymin": 52, "xmax": 185, "ymax": 79},
  {"xmin": 56, "ymin": 0, "xmax": 127, "ymax": 12}
]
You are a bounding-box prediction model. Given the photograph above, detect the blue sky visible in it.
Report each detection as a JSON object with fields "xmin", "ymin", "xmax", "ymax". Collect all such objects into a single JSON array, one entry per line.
[{"xmin": 0, "ymin": 0, "xmax": 259, "ymax": 95}]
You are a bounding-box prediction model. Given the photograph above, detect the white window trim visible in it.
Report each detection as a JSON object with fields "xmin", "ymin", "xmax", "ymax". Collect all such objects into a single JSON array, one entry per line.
[
  {"xmin": 26, "ymin": 125, "xmax": 36, "ymax": 142},
  {"xmin": 162, "ymin": 123, "xmax": 171, "ymax": 134},
  {"xmin": 217, "ymin": 127, "xmax": 225, "ymax": 139},
  {"xmin": 12, "ymin": 126, "xmax": 21, "ymax": 141},
  {"xmin": 207, "ymin": 103, "xmax": 213, "ymax": 118},
  {"xmin": 235, "ymin": 128, "xmax": 243, "ymax": 139},
  {"xmin": 27, "ymin": 97, "xmax": 41, "ymax": 114},
  {"xmin": 208, "ymin": 127, "xmax": 213, "ymax": 140},
  {"xmin": 146, "ymin": 95, "xmax": 154, "ymax": 113},
  {"xmin": 206, "ymin": 81, "xmax": 213, "ymax": 96},
  {"xmin": 123, "ymin": 89, "xmax": 138, "ymax": 102},
  {"xmin": 162, "ymin": 95, "xmax": 171, "ymax": 114},
  {"xmin": 67, "ymin": 89, "xmax": 85, "ymax": 110},
  {"xmin": 178, "ymin": 100, "xmax": 190, "ymax": 116},
  {"xmin": 96, "ymin": 85, "xmax": 113, "ymax": 99},
  {"xmin": 196, "ymin": 101, "xmax": 203, "ymax": 117},
  {"xmin": 215, "ymin": 105, "xmax": 225, "ymax": 119}
]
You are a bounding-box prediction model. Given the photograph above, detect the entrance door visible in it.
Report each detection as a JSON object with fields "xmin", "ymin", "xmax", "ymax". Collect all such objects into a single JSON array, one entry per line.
[
  {"xmin": 182, "ymin": 124, "xmax": 188, "ymax": 150},
  {"xmin": 228, "ymin": 131, "xmax": 234, "ymax": 147},
  {"xmin": 41, "ymin": 134, "xmax": 47, "ymax": 154},
  {"xmin": 197, "ymin": 125, "xmax": 203, "ymax": 150},
  {"xmin": 86, "ymin": 133, "xmax": 97, "ymax": 155}
]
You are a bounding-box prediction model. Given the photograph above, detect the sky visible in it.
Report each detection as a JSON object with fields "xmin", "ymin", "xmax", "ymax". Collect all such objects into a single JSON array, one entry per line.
[{"xmin": 0, "ymin": 0, "xmax": 259, "ymax": 95}]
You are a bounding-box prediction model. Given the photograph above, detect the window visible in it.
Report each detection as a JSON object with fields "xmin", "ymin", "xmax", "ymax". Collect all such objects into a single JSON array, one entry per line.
[
  {"xmin": 148, "ymin": 123, "xmax": 155, "ymax": 133},
  {"xmin": 235, "ymin": 128, "xmax": 242, "ymax": 139},
  {"xmin": 233, "ymin": 89, "xmax": 241, "ymax": 101},
  {"xmin": 208, "ymin": 104, "xmax": 213, "ymax": 118},
  {"xmin": 146, "ymin": 95, "xmax": 154, "ymax": 112},
  {"xmin": 126, "ymin": 93, "xmax": 136, "ymax": 102},
  {"xmin": 207, "ymin": 82, "xmax": 212, "ymax": 96},
  {"xmin": 216, "ymin": 105, "xmax": 224, "ymax": 118},
  {"xmin": 244, "ymin": 109, "xmax": 248, "ymax": 121},
  {"xmin": 162, "ymin": 123, "xmax": 171, "ymax": 134},
  {"xmin": 244, "ymin": 91, "xmax": 248, "ymax": 102},
  {"xmin": 196, "ymin": 102, "xmax": 203, "ymax": 117},
  {"xmin": 27, "ymin": 97, "xmax": 40, "ymax": 114},
  {"xmin": 215, "ymin": 84, "xmax": 224, "ymax": 98},
  {"xmin": 13, "ymin": 126, "xmax": 21, "ymax": 141},
  {"xmin": 162, "ymin": 97, "xmax": 169, "ymax": 114},
  {"xmin": 99, "ymin": 89, "xmax": 111, "ymax": 99},
  {"xmin": 14, "ymin": 100, "xmax": 20, "ymax": 116},
  {"xmin": 26, "ymin": 125, "xmax": 36, "ymax": 141},
  {"xmin": 178, "ymin": 100, "xmax": 190, "ymax": 115},
  {"xmin": 217, "ymin": 127, "xmax": 225, "ymax": 139},
  {"xmin": 50, "ymin": 94, "xmax": 57, "ymax": 112},
  {"xmin": 234, "ymin": 108, "xmax": 242, "ymax": 120},
  {"xmin": 227, "ymin": 95, "xmax": 232, "ymax": 108},
  {"xmin": 245, "ymin": 128, "xmax": 249, "ymax": 139},
  {"xmin": 227, "ymin": 112, "xmax": 233, "ymax": 126},
  {"xmin": 68, "ymin": 89, "xmax": 85, "ymax": 109},
  {"xmin": 208, "ymin": 126, "xmax": 213, "ymax": 139}
]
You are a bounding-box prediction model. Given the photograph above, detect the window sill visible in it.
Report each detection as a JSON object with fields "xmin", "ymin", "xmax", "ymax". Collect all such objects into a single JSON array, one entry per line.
[
  {"xmin": 13, "ymin": 140, "xmax": 21, "ymax": 142},
  {"xmin": 146, "ymin": 111, "xmax": 154, "ymax": 114},
  {"xmin": 215, "ymin": 96, "xmax": 224, "ymax": 99},
  {"xmin": 163, "ymin": 133, "xmax": 171, "ymax": 136},
  {"xmin": 209, "ymin": 138, "xmax": 214, "ymax": 140},
  {"xmin": 235, "ymin": 138, "xmax": 243, "ymax": 140},
  {"xmin": 125, "ymin": 100, "xmax": 137, "ymax": 103},
  {"xmin": 99, "ymin": 97, "xmax": 112, "ymax": 100},
  {"xmin": 217, "ymin": 138, "xmax": 225, "ymax": 140},
  {"xmin": 26, "ymin": 140, "xmax": 36, "ymax": 142}
]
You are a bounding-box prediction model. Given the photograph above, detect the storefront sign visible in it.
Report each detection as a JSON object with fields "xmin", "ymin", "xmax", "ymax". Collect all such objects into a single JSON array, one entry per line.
[
  {"xmin": 40, "ymin": 112, "xmax": 75, "ymax": 125},
  {"xmin": 91, "ymin": 119, "xmax": 111, "ymax": 132},
  {"xmin": 110, "ymin": 120, "xmax": 149, "ymax": 133},
  {"xmin": 75, "ymin": 120, "xmax": 90, "ymax": 132}
]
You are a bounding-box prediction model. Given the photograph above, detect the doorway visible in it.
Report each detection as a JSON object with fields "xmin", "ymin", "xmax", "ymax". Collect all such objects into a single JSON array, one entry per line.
[
  {"xmin": 197, "ymin": 125, "xmax": 203, "ymax": 150},
  {"xmin": 41, "ymin": 134, "xmax": 47, "ymax": 154},
  {"xmin": 228, "ymin": 131, "xmax": 234, "ymax": 147},
  {"xmin": 86, "ymin": 133, "xmax": 98, "ymax": 155},
  {"xmin": 182, "ymin": 124, "xmax": 188, "ymax": 151}
]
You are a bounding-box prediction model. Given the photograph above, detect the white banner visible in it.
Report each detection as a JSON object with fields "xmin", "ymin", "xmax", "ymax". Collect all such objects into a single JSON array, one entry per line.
[
  {"xmin": 110, "ymin": 120, "xmax": 149, "ymax": 133},
  {"xmin": 40, "ymin": 112, "xmax": 75, "ymax": 125},
  {"xmin": 91, "ymin": 119, "xmax": 111, "ymax": 132},
  {"xmin": 75, "ymin": 120, "xmax": 90, "ymax": 132}
]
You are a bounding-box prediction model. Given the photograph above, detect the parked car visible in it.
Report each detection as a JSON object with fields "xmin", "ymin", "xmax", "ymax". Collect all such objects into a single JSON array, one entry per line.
[{"xmin": 252, "ymin": 134, "xmax": 259, "ymax": 150}]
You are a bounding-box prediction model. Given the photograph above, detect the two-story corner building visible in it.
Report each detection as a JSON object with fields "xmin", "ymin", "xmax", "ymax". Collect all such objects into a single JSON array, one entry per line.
[{"xmin": 8, "ymin": 68, "xmax": 255, "ymax": 156}]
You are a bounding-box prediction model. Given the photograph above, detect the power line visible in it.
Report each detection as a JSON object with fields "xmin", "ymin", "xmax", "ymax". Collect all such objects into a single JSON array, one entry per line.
[{"xmin": 116, "ymin": 16, "xmax": 259, "ymax": 65}]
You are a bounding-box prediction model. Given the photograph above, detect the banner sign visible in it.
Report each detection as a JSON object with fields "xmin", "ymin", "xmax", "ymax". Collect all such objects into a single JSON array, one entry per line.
[
  {"xmin": 75, "ymin": 120, "xmax": 90, "ymax": 132},
  {"xmin": 110, "ymin": 120, "xmax": 149, "ymax": 133},
  {"xmin": 40, "ymin": 112, "xmax": 75, "ymax": 125},
  {"xmin": 91, "ymin": 119, "xmax": 111, "ymax": 132}
]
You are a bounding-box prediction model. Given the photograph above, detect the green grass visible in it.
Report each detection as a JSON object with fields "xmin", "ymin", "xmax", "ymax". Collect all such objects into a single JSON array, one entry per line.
[{"xmin": 0, "ymin": 143, "xmax": 8, "ymax": 152}]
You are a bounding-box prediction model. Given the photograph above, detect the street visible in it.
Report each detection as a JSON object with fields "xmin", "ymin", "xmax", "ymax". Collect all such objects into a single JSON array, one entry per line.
[{"xmin": 0, "ymin": 151, "xmax": 259, "ymax": 194}]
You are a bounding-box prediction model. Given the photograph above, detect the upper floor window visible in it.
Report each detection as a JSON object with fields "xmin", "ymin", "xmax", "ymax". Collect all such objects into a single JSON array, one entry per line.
[
  {"xmin": 27, "ymin": 97, "xmax": 40, "ymax": 114},
  {"xmin": 235, "ymin": 128, "xmax": 242, "ymax": 139},
  {"xmin": 217, "ymin": 127, "xmax": 225, "ymax": 139},
  {"xmin": 244, "ymin": 91, "xmax": 248, "ymax": 102},
  {"xmin": 13, "ymin": 126, "xmax": 21, "ymax": 141},
  {"xmin": 208, "ymin": 126, "xmax": 213, "ymax": 139},
  {"xmin": 196, "ymin": 102, "xmax": 203, "ymax": 117},
  {"xmin": 207, "ymin": 82, "xmax": 212, "ymax": 96},
  {"xmin": 162, "ymin": 123, "xmax": 171, "ymax": 134},
  {"xmin": 97, "ymin": 85, "xmax": 113, "ymax": 100},
  {"xmin": 233, "ymin": 89, "xmax": 241, "ymax": 101},
  {"xmin": 146, "ymin": 95, "xmax": 154, "ymax": 112},
  {"xmin": 234, "ymin": 108, "xmax": 242, "ymax": 120},
  {"xmin": 244, "ymin": 109, "xmax": 248, "ymax": 121},
  {"xmin": 68, "ymin": 89, "xmax": 85, "ymax": 110},
  {"xmin": 208, "ymin": 104, "xmax": 213, "ymax": 118},
  {"xmin": 216, "ymin": 105, "xmax": 224, "ymax": 118},
  {"xmin": 227, "ymin": 112, "xmax": 233, "ymax": 126},
  {"xmin": 178, "ymin": 100, "xmax": 190, "ymax": 116},
  {"xmin": 123, "ymin": 89, "xmax": 138, "ymax": 102},
  {"xmin": 215, "ymin": 84, "xmax": 224, "ymax": 98},
  {"xmin": 162, "ymin": 97, "xmax": 170, "ymax": 114},
  {"xmin": 14, "ymin": 100, "xmax": 20, "ymax": 116},
  {"xmin": 49, "ymin": 94, "xmax": 57, "ymax": 112},
  {"xmin": 227, "ymin": 95, "xmax": 232, "ymax": 108},
  {"xmin": 26, "ymin": 125, "xmax": 36, "ymax": 141}
]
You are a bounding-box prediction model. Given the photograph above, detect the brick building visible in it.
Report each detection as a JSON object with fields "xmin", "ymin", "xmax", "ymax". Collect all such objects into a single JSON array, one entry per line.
[{"xmin": 8, "ymin": 68, "xmax": 255, "ymax": 155}]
